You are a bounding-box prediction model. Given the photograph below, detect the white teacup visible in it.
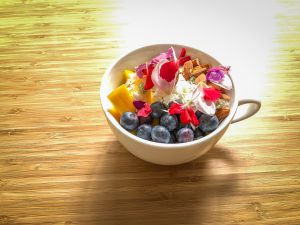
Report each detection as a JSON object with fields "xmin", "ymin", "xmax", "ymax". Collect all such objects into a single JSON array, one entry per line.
[{"xmin": 100, "ymin": 44, "xmax": 261, "ymax": 165}]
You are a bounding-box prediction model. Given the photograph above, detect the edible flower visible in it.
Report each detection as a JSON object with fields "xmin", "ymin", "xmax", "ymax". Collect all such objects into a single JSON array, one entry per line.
[
  {"xmin": 137, "ymin": 103, "xmax": 152, "ymax": 117},
  {"xmin": 178, "ymin": 56, "xmax": 191, "ymax": 66},
  {"xmin": 144, "ymin": 63, "xmax": 155, "ymax": 90},
  {"xmin": 159, "ymin": 60, "xmax": 179, "ymax": 82},
  {"xmin": 151, "ymin": 47, "xmax": 176, "ymax": 64},
  {"xmin": 206, "ymin": 66, "xmax": 232, "ymax": 90},
  {"xmin": 179, "ymin": 47, "xmax": 186, "ymax": 58},
  {"xmin": 135, "ymin": 47, "xmax": 177, "ymax": 79},
  {"xmin": 151, "ymin": 59, "xmax": 179, "ymax": 95},
  {"xmin": 136, "ymin": 47, "xmax": 178, "ymax": 90},
  {"xmin": 203, "ymin": 87, "xmax": 221, "ymax": 102},
  {"xmin": 169, "ymin": 102, "xmax": 199, "ymax": 126},
  {"xmin": 133, "ymin": 100, "xmax": 146, "ymax": 110},
  {"xmin": 135, "ymin": 63, "xmax": 146, "ymax": 78},
  {"xmin": 192, "ymin": 86, "xmax": 216, "ymax": 116},
  {"xmin": 206, "ymin": 67, "xmax": 224, "ymax": 82}
]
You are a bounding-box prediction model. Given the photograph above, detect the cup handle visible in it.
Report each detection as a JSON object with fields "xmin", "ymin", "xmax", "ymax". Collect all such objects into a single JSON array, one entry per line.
[{"xmin": 231, "ymin": 99, "xmax": 261, "ymax": 123}]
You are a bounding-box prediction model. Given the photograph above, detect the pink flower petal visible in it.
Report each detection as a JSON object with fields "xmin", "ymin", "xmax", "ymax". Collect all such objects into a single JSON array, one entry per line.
[
  {"xmin": 137, "ymin": 103, "xmax": 152, "ymax": 117},
  {"xmin": 151, "ymin": 59, "xmax": 178, "ymax": 95},
  {"xmin": 151, "ymin": 47, "xmax": 177, "ymax": 64},
  {"xmin": 192, "ymin": 87, "xmax": 216, "ymax": 116},
  {"xmin": 135, "ymin": 63, "xmax": 146, "ymax": 78}
]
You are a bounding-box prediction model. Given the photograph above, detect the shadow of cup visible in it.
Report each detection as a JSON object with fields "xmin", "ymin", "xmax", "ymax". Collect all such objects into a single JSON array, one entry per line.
[{"xmin": 78, "ymin": 140, "xmax": 239, "ymax": 225}]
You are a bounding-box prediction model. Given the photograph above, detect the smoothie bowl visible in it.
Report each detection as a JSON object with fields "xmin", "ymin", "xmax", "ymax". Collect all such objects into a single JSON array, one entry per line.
[{"xmin": 100, "ymin": 44, "xmax": 261, "ymax": 165}]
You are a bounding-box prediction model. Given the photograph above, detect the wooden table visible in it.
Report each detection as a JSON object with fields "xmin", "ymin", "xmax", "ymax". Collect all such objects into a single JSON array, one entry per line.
[{"xmin": 1, "ymin": 1, "xmax": 300, "ymax": 224}]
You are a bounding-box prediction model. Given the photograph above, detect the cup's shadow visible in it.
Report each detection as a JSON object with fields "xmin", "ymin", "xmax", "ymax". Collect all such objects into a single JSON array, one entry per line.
[{"xmin": 80, "ymin": 140, "xmax": 239, "ymax": 225}]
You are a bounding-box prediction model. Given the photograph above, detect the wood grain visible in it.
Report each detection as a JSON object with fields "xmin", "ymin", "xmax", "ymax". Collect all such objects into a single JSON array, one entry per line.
[{"xmin": 1, "ymin": 0, "xmax": 300, "ymax": 225}]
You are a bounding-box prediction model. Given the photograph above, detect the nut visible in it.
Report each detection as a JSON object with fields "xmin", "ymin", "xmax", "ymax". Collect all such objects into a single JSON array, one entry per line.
[
  {"xmin": 222, "ymin": 93, "xmax": 230, "ymax": 101},
  {"xmin": 191, "ymin": 66, "xmax": 207, "ymax": 77},
  {"xmin": 201, "ymin": 64, "xmax": 211, "ymax": 70},
  {"xmin": 215, "ymin": 106, "xmax": 230, "ymax": 121},
  {"xmin": 192, "ymin": 58, "xmax": 200, "ymax": 67},
  {"xmin": 182, "ymin": 60, "xmax": 193, "ymax": 80},
  {"xmin": 195, "ymin": 73, "xmax": 206, "ymax": 84},
  {"xmin": 207, "ymin": 81, "xmax": 222, "ymax": 91}
]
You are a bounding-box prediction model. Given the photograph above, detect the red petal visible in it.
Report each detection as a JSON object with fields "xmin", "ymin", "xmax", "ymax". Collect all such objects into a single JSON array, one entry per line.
[
  {"xmin": 180, "ymin": 109, "xmax": 191, "ymax": 124},
  {"xmin": 148, "ymin": 63, "xmax": 155, "ymax": 75},
  {"xmin": 187, "ymin": 107, "xmax": 199, "ymax": 126},
  {"xmin": 178, "ymin": 55, "xmax": 191, "ymax": 66},
  {"xmin": 144, "ymin": 74, "xmax": 154, "ymax": 90},
  {"xmin": 159, "ymin": 60, "xmax": 178, "ymax": 82},
  {"xmin": 203, "ymin": 87, "xmax": 221, "ymax": 102},
  {"xmin": 144, "ymin": 64, "xmax": 155, "ymax": 90},
  {"xmin": 179, "ymin": 48, "xmax": 186, "ymax": 58},
  {"xmin": 142, "ymin": 68, "xmax": 147, "ymax": 75},
  {"xmin": 169, "ymin": 102, "xmax": 183, "ymax": 114},
  {"xmin": 137, "ymin": 103, "xmax": 152, "ymax": 117}
]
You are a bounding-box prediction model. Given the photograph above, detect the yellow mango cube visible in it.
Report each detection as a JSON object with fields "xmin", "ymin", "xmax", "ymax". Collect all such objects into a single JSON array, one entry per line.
[
  {"xmin": 145, "ymin": 89, "xmax": 152, "ymax": 103},
  {"xmin": 107, "ymin": 84, "xmax": 135, "ymax": 115},
  {"xmin": 108, "ymin": 107, "xmax": 121, "ymax": 121},
  {"xmin": 121, "ymin": 69, "xmax": 135, "ymax": 84}
]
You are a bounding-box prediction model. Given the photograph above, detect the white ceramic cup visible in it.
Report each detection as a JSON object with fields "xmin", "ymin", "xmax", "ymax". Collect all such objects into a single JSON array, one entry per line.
[{"xmin": 100, "ymin": 44, "xmax": 261, "ymax": 165}]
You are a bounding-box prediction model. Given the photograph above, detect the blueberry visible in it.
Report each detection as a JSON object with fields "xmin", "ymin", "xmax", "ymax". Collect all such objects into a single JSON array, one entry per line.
[
  {"xmin": 160, "ymin": 114, "xmax": 178, "ymax": 131},
  {"xmin": 151, "ymin": 125, "xmax": 171, "ymax": 143},
  {"xmin": 139, "ymin": 115, "xmax": 153, "ymax": 124},
  {"xmin": 137, "ymin": 124, "xmax": 152, "ymax": 141},
  {"xmin": 169, "ymin": 132, "xmax": 176, "ymax": 143},
  {"xmin": 195, "ymin": 110, "xmax": 203, "ymax": 119},
  {"xmin": 120, "ymin": 112, "xmax": 139, "ymax": 131},
  {"xmin": 150, "ymin": 102, "xmax": 166, "ymax": 119},
  {"xmin": 177, "ymin": 121, "xmax": 192, "ymax": 131},
  {"xmin": 199, "ymin": 114, "xmax": 219, "ymax": 133},
  {"xmin": 176, "ymin": 128, "xmax": 194, "ymax": 143},
  {"xmin": 194, "ymin": 127, "xmax": 204, "ymax": 140}
]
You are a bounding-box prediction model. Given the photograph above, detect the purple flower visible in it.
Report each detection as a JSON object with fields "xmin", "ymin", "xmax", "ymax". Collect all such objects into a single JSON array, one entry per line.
[
  {"xmin": 135, "ymin": 63, "xmax": 146, "ymax": 78},
  {"xmin": 206, "ymin": 67, "xmax": 224, "ymax": 82},
  {"xmin": 133, "ymin": 100, "xmax": 146, "ymax": 109}
]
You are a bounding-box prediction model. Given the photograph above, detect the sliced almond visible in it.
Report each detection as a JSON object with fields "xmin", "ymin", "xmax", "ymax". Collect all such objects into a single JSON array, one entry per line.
[
  {"xmin": 215, "ymin": 106, "xmax": 230, "ymax": 121},
  {"xmin": 192, "ymin": 66, "xmax": 207, "ymax": 77},
  {"xmin": 182, "ymin": 69, "xmax": 191, "ymax": 80},
  {"xmin": 207, "ymin": 81, "xmax": 222, "ymax": 91},
  {"xmin": 183, "ymin": 60, "xmax": 193, "ymax": 80},
  {"xmin": 222, "ymin": 93, "xmax": 230, "ymax": 101},
  {"xmin": 201, "ymin": 64, "xmax": 211, "ymax": 70},
  {"xmin": 192, "ymin": 58, "xmax": 200, "ymax": 67},
  {"xmin": 195, "ymin": 73, "xmax": 206, "ymax": 84}
]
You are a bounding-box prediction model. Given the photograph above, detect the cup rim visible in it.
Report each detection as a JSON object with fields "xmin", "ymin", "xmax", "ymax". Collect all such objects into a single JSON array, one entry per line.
[{"xmin": 100, "ymin": 43, "xmax": 239, "ymax": 149}]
